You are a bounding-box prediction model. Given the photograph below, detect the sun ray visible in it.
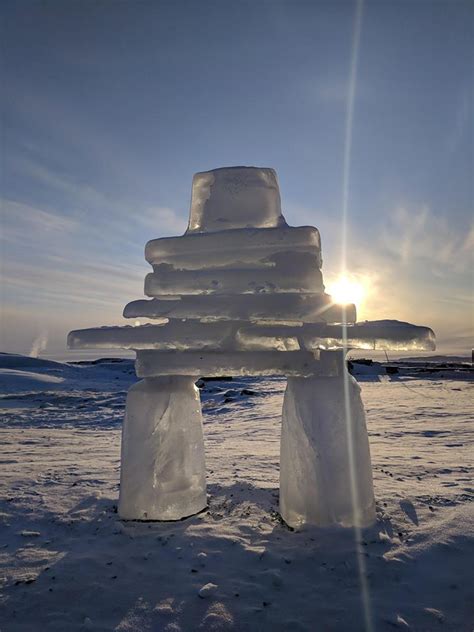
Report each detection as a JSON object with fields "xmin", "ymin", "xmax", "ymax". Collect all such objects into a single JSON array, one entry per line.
[{"xmin": 339, "ymin": 1, "xmax": 374, "ymax": 631}]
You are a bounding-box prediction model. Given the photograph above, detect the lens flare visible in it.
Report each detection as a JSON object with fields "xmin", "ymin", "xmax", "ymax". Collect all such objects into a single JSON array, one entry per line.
[
  {"xmin": 327, "ymin": 275, "xmax": 366, "ymax": 306},
  {"xmin": 338, "ymin": 0, "xmax": 374, "ymax": 629}
]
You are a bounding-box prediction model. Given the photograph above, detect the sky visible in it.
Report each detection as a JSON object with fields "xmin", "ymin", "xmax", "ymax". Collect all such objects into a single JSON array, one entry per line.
[{"xmin": 1, "ymin": 0, "xmax": 473, "ymax": 358}]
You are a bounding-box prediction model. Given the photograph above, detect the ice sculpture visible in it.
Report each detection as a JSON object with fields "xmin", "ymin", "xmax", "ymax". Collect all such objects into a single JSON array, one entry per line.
[{"xmin": 68, "ymin": 166, "xmax": 435, "ymax": 527}]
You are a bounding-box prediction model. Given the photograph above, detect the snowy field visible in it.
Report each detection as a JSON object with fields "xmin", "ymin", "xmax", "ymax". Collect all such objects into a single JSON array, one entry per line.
[{"xmin": 0, "ymin": 354, "xmax": 473, "ymax": 631}]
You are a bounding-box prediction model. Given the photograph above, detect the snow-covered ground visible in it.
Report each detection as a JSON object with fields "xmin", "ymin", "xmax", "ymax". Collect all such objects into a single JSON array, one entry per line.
[{"xmin": 0, "ymin": 354, "xmax": 472, "ymax": 631}]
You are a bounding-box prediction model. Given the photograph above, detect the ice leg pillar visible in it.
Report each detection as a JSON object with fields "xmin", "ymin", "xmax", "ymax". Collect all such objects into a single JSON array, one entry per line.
[
  {"xmin": 280, "ymin": 373, "xmax": 375, "ymax": 529},
  {"xmin": 118, "ymin": 376, "xmax": 207, "ymax": 521}
]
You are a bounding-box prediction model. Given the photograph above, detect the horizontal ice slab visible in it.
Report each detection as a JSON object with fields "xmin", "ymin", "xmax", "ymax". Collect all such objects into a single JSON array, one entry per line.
[
  {"xmin": 145, "ymin": 226, "xmax": 321, "ymax": 268},
  {"xmin": 124, "ymin": 294, "xmax": 356, "ymax": 325},
  {"xmin": 69, "ymin": 321, "xmax": 236, "ymax": 351},
  {"xmin": 135, "ymin": 350, "xmax": 326, "ymax": 378},
  {"xmin": 68, "ymin": 319, "xmax": 434, "ymax": 353},
  {"xmin": 145, "ymin": 256, "xmax": 324, "ymax": 296},
  {"xmin": 336, "ymin": 320, "xmax": 436, "ymax": 351},
  {"xmin": 187, "ymin": 166, "xmax": 285, "ymax": 233},
  {"xmin": 238, "ymin": 320, "xmax": 436, "ymax": 352}
]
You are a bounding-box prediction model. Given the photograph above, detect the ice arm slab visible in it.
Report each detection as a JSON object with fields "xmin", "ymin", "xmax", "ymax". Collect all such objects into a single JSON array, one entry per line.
[
  {"xmin": 339, "ymin": 320, "xmax": 435, "ymax": 351},
  {"xmin": 68, "ymin": 321, "xmax": 237, "ymax": 351},
  {"xmin": 239, "ymin": 320, "xmax": 435, "ymax": 351},
  {"xmin": 68, "ymin": 319, "xmax": 434, "ymax": 352},
  {"xmin": 124, "ymin": 294, "xmax": 356, "ymax": 325}
]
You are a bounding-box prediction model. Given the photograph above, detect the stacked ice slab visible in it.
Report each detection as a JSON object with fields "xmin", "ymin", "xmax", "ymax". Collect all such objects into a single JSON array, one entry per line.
[
  {"xmin": 68, "ymin": 167, "xmax": 435, "ymax": 375},
  {"xmin": 68, "ymin": 166, "xmax": 435, "ymax": 528}
]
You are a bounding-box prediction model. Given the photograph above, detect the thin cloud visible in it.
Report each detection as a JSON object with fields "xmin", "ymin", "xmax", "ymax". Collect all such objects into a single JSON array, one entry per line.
[
  {"xmin": 137, "ymin": 206, "xmax": 188, "ymax": 236},
  {"xmin": 382, "ymin": 205, "xmax": 473, "ymax": 273},
  {"xmin": 446, "ymin": 87, "xmax": 471, "ymax": 155},
  {"xmin": 8, "ymin": 155, "xmax": 187, "ymax": 247},
  {"xmin": 1, "ymin": 199, "xmax": 78, "ymax": 240},
  {"xmin": 2, "ymin": 257, "xmax": 144, "ymax": 306},
  {"xmin": 10, "ymin": 156, "xmax": 118, "ymax": 214}
]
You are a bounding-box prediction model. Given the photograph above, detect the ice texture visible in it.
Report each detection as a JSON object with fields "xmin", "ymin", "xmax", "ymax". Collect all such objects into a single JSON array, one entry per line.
[
  {"xmin": 135, "ymin": 350, "xmax": 326, "ymax": 378},
  {"xmin": 68, "ymin": 321, "xmax": 237, "ymax": 351},
  {"xmin": 118, "ymin": 376, "xmax": 207, "ymax": 521},
  {"xmin": 145, "ymin": 256, "xmax": 324, "ymax": 296},
  {"xmin": 237, "ymin": 320, "xmax": 436, "ymax": 353},
  {"xmin": 280, "ymin": 373, "xmax": 376, "ymax": 528},
  {"xmin": 145, "ymin": 225, "xmax": 321, "ymax": 268},
  {"xmin": 187, "ymin": 166, "xmax": 285, "ymax": 233},
  {"xmin": 124, "ymin": 293, "xmax": 352, "ymax": 324},
  {"xmin": 68, "ymin": 319, "xmax": 434, "ymax": 354}
]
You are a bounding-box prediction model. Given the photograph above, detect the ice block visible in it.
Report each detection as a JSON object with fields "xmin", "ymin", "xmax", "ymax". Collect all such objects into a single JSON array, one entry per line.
[{"xmin": 124, "ymin": 293, "xmax": 353, "ymax": 324}]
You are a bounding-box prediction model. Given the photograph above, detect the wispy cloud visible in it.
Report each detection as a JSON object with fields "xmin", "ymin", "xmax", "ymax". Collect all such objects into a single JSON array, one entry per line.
[
  {"xmin": 446, "ymin": 86, "xmax": 472, "ymax": 155},
  {"xmin": 1, "ymin": 198, "xmax": 78, "ymax": 242},
  {"xmin": 9, "ymin": 156, "xmax": 123, "ymax": 216},
  {"xmin": 284, "ymin": 200, "xmax": 473, "ymax": 353},
  {"xmin": 1, "ymin": 257, "xmax": 144, "ymax": 307},
  {"xmin": 382, "ymin": 205, "xmax": 473, "ymax": 274},
  {"xmin": 137, "ymin": 206, "xmax": 187, "ymax": 236},
  {"xmin": 7, "ymin": 155, "xmax": 187, "ymax": 246}
]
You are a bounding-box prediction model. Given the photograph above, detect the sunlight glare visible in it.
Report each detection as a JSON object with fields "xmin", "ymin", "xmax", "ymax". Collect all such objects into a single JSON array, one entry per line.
[{"xmin": 327, "ymin": 275, "xmax": 366, "ymax": 306}]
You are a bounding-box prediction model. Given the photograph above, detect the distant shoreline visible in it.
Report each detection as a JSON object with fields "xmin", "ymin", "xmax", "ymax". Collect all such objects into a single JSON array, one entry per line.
[{"xmin": 2, "ymin": 349, "xmax": 471, "ymax": 365}]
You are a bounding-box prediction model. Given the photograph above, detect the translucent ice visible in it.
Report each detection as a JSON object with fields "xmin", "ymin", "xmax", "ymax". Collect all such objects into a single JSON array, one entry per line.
[
  {"xmin": 280, "ymin": 373, "xmax": 376, "ymax": 528},
  {"xmin": 118, "ymin": 376, "xmax": 207, "ymax": 521},
  {"xmin": 145, "ymin": 255, "xmax": 324, "ymax": 296},
  {"xmin": 135, "ymin": 349, "xmax": 324, "ymax": 378},
  {"xmin": 145, "ymin": 225, "xmax": 321, "ymax": 269},
  {"xmin": 68, "ymin": 321, "xmax": 237, "ymax": 351},
  {"xmin": 68, "ymin": 319, "xmax": 434, "ymax": 354},
  {"xmin": 187, "ymin": 166, "xmax": 285, "ymax": 233},
  {"xmin": 68, "ymin": 164, "xmax": 435, "ymax": 527},
  {"xmin": 237, "ymin": 320, "xmax": 436, "ymax": 352},
  {"xmin": 124, "ymin": 293, "xmax": 353, "ymax": 324}
]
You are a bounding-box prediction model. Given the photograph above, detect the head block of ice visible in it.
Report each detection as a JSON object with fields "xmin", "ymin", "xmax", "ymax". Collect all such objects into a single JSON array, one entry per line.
[{"xmin": 187, "ymin": 166, "xmax": 286, "ymax": 233}]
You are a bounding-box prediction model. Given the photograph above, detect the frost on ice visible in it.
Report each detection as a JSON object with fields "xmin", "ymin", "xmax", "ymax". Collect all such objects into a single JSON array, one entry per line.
[
  {"xmin": 280, "ymin": 375, "xmax": 375, "ymax": 529},
  {"xmin": 119, "ymin": 376, "xmax": 206, "ymax": 521},
  {"xmin": 68, "ymin": 166, "xmax": 435, "ymax": 527}
]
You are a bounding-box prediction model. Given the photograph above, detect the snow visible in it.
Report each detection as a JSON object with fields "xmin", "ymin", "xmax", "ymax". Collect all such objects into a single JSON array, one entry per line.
[
  {"xmin": 0, "ymin": 354, "xmax": 473, "ymax": 630},
  {"xmin": 198, "ymin": 582, "xmax": 219, "ymax": 599},
  {"xmin": 0, "ymin": 368, "xmax": 65, "ymax": 390}
]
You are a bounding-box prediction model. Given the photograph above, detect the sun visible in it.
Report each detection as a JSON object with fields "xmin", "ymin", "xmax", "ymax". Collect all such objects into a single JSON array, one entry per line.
[{"xmin": 327, "ymin": 275, "xmax": 366, "ymax": 306}]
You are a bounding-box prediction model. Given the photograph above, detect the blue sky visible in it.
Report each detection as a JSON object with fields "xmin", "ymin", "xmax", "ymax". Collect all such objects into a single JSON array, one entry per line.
[{"xmin": 1, "ymin": 0, "xmax": 472, "ymax": 356}]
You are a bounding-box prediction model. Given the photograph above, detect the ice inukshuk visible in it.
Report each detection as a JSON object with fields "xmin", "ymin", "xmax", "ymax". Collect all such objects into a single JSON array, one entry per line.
[{"xmin": 68, "ymin": 166, "xmax": 435, "ymax": 527}]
